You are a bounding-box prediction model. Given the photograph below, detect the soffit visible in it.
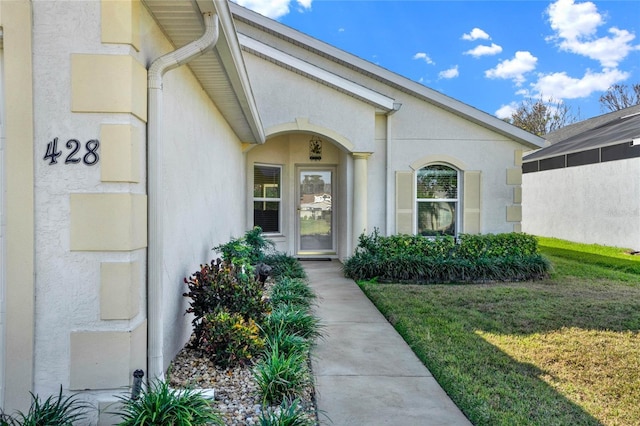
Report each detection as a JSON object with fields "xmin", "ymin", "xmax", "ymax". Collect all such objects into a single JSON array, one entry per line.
[{"xmin": 143, "ymin": 0, "xmax": 264, "ymax": 144}]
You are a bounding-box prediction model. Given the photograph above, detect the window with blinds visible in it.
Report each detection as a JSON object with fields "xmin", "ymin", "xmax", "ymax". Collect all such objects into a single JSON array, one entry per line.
[
  {"xmin": 253, "ymin": 164, "xmax": 281, "ymax": 233},
  {"xmin": 416, "ymin": 164, "xmax": 458, "ymax": 237}
]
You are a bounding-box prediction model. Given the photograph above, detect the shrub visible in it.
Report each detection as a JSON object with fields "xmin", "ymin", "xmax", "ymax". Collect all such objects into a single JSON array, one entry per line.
[
  {"xmin": 200, "ymin": 310, "xmax": 265, "ymax": 367},
  {"xmin": 213, "ymin": 226, "xmax": 275, "ymax": 267},
  {"xmin": 263, "ymin": 253, "xmax": 307, "ymax": 280},
  {"xmin": 113, "ymin": 380, "xmax": 223, "ymax": 425},
  {"xmin": 1, "ymin": 386, "xmax": 90, "ymax": 426},
  {"xmin": 183, "ymin": 259, "xmax": 267, "ymax": 348},
  {"xmin": 253, "ymin": 347, "xmax": 311, "ymax": 406},
  {"xmin": 258, "ymin": 398, "xmax": 315, "ymax": 426},
  {"xmin": 344, "ymin": 230, "xmax": 550, "ymax": 283}
]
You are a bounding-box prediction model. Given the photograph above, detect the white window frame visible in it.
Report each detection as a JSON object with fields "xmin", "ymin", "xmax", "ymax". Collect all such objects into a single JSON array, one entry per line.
[
  {"xmin": 415, "ymin": 163, "xmax": 461, "ymax": 237},
  {"xmin": 253, "ymin": 164, "xmax": 282, "ymax": 235}
]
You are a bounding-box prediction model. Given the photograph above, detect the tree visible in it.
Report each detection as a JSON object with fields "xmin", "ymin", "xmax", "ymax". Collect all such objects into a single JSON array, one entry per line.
[
  {"xmin": 599, "ymin": 83, "xmax": 640, "ymax": 112},
  {"xmin": 504, "ymin": 96, "xmax": 579, "ymax": 136}
]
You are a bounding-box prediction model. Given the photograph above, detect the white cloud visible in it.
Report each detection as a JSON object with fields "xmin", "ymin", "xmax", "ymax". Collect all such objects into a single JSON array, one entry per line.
[
  {"xmin": 495, "ymin": 102, "xmax": 518, "ymax": 119},
  {"xmin": 464, "ymin": 43, "xmax": 503, "ymax": 58},
  {"xmin": 485, "ymin": 51, "xmax": 538, "ymax": 84},
  {"xmin": 462, "ymin": 28, "xmax": 491, "ymax": 41},
  {"xmin": 232, "ymin": 0, "xmax": 311, "ymax": 19},
  {"xmin": 532, "ymin": 68, "xmax": 629, "ymax": 99},
  {"xmin": 413, "ymin": 52, "xmax": 435, "ymax": 65},
  {"xmin": 546, "ymin": 0, "xmax": 639, "ymax": 67},
  {"xmin": 439, "ymin": 66, "xmax": 459, "ymax": 79}
]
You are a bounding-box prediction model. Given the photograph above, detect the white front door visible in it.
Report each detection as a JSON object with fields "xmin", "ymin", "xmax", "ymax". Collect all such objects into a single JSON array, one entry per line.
[{"xmin": 296, "ymin": 167, "xmax": 336, "ymax": 255}]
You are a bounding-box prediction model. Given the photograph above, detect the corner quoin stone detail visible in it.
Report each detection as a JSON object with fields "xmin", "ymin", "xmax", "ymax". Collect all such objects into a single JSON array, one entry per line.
[
  {"xmin": 71, "ymin": 54, "xmax": 147, "ymax": 121},
  {"xmin": 69, "ymin": 321, "xmax": 147, "ymax": 390},
  {"xmin": 70, "ymin": 193, "xmax": 147, "ymax": 251},
  {"xmin": 100, "ymin": 261, "xmax": 141, "ymax": 320}
]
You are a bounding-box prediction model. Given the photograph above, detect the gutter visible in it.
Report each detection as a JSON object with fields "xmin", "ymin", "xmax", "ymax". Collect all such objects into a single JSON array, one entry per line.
[{"xmin": 147, "ymin": 12, "xmax": 219, "ymax": 381}]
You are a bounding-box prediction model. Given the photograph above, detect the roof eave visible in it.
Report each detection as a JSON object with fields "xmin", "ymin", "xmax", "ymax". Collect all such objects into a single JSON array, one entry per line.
[{"xmin": 144, "ymin": 0, "xmax": 265, "ymax": 144}]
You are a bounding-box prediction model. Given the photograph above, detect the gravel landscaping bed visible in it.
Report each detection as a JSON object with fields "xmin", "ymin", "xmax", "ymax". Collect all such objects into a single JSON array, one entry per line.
[{"xmin": 169, "ymin": 341, "xmax": 318, "ymax": 425}]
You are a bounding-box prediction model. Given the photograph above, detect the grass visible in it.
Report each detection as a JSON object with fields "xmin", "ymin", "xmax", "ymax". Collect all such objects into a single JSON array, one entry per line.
[{"xmin": 359, "ymin": 237, "xmax": 640, "ymax": 426}]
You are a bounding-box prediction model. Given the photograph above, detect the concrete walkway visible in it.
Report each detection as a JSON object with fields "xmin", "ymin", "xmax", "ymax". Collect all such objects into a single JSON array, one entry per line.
[{"xmin": 303, "ymin": 260, "xmax": 472, "ymax": 426}]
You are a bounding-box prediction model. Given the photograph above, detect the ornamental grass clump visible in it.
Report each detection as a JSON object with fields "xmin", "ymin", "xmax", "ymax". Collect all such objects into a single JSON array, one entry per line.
[
  {"xmin": 258, "ymin": 398, "xmax": 315, "ymax": 426},
  {"xmin": 253, "ymin": 346, "xmax": 312, "ymax": 406},
  {"xmin": 263, "ymin": 253, "xmax": 307, "ymax": 280},
  {"xmin": 263, "ymin": 304, "xmax": 322, "ymax": 341},
  {"xmin": 0, "ymin": 386, "xmax": 90, "ymax": 426},
  {"xmin": 269, "ymin": 277, "xmax": 316, "ymax": 309},
  {"xmin": 113, "ymin": 380, "xmax": 223, "ymax": 426}
]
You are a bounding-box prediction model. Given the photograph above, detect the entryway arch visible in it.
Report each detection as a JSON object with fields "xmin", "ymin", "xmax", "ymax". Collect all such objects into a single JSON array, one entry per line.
[{"xmin": 247, "ymin": 122, "xmax": 365, "ymax": 259}]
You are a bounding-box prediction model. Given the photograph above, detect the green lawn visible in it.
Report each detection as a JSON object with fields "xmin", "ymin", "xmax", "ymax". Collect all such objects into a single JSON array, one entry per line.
[{"xmin": 359, "ymin": 238, "xmax": 640, "ymax": 426}]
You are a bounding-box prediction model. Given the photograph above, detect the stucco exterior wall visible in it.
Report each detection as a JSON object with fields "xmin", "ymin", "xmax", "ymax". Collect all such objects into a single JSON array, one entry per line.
[
  {"xmin": 26, "ymin": 0, "xmax": 249, "ymax": 416},
  {"xmin": 242, "ymin": 54, "xmax": 376, "ymax": 152},
  {"xmin": 386, "ymin": 97, "xmax": 522, "ymax": 235},
  {"xmin": 161, "ymin": 64, "xmax": 248, "ymax": 368},
  {"xmin": 31, "ymin": 0, "xmax": 148, "ymax": 406},
  {"xmin": 522, "ymin": 159, "xmax": 640, "ymax": 250}
]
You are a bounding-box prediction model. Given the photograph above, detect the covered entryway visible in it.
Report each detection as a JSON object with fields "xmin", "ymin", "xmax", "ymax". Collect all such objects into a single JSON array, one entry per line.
[
  {"xmin": 297, "ymin": 167, "xmax": 336, "ymax": 255},
  {"xmin": 246, "ymin": 130, "xmax": 358, "ymax": 259}
]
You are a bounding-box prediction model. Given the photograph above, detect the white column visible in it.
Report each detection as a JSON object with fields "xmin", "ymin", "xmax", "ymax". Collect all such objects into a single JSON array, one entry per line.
[{"xmin": 352, "ymin": 152, "xmax": 372, "ymax": 251}]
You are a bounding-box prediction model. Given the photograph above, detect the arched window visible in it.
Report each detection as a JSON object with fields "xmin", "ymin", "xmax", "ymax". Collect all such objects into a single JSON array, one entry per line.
[{"xmin": 416, "ymin": 164, "xmax": 459, "ymax": 237}]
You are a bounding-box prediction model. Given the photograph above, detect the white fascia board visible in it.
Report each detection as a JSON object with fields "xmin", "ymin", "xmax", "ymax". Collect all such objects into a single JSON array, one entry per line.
[
  {"xmin": 238, "ymin": 34, "xmax": 396, "ymax": 112},
  {"xmin": 211, "ymin": 1, "xmax": 265, "ymax": 144}
]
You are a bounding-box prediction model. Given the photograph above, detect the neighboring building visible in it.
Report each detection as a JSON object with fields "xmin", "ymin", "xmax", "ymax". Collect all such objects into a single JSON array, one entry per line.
[
  {"xmin": 0, "ymin": 0, "xmax": 543, "ymax": 421},
  {"xmin": 523, "ymin": 105, "xmax": 640, "ymax": 250}
]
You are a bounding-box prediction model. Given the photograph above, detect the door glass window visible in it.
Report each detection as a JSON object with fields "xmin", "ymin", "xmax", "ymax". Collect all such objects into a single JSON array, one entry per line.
[{"xmin": 299, "ymin": 170, "xmax": 333, "ymax": 252}]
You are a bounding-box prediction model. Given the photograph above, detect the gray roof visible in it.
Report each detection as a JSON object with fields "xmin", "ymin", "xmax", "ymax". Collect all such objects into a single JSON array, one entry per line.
[
  {"xmin": 524, "ymin": 107, "xmax": 640, "ymax": 162},
  {"xmin": 544, "ymin": 104, "xmax": 640, "ymax": 145}
]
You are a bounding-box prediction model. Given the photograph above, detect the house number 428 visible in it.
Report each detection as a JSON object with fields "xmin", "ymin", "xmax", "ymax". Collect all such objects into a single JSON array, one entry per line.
[{"xmin": 44, "ymin": 137, "xmax": 100, "ymax": 166}]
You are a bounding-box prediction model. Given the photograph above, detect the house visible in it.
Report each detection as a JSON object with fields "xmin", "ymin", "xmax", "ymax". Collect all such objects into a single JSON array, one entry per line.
[
  {"xmin": 0, "ymin": 0, "xmax": 543, "ymax": 421},
  {"xmin": 522, "ymin": 105, "xmax": 640, "ymax": 250}
]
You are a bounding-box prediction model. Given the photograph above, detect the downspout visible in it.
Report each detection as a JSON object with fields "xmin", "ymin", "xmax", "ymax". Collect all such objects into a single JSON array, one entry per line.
[
  {"xmin": 385, "ymin": 103, "xmax": 402, "ymax": 235},
  {"xmin": 147, "ymin": 12, "xmax": 219, "ymax": 381}
]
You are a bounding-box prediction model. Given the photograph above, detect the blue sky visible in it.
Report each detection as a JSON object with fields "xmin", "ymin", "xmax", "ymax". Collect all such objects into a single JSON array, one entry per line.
[{"xmin": 232, "ymin": 0, "xmax": 640, "ymax": 121}]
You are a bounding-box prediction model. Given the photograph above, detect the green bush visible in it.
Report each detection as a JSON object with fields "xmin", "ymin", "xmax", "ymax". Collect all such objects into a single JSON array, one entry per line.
[
  {"xmin": 113, "ymin": 380, "xmax": 223, "ymax": 425},
  {"xmin": 183, "ymin": 259, "xmax": 267, "ymax": 349},
  {"xmin": 213, "ymin": 226, "xmax": 275, "ymax": 267},
  {"xmin": 344, "ymin": 230, "xmax": 550, "ymax": 283},
  {"xmin": 200, "ymin": 310, "xmax": 265, "ymax": 367},
  {"xmin": 0, "ymin": 387, "xmax": 90, "ymax": 426},
  {"xmin": 263, "ymin": 253, "xmax": 307, "ymax": 280}
]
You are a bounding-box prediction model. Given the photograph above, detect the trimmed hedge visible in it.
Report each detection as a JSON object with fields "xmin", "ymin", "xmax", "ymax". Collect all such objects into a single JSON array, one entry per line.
[{"xmin": 343, "ymin": 230, "xmax": 550, "ymax": 283}]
